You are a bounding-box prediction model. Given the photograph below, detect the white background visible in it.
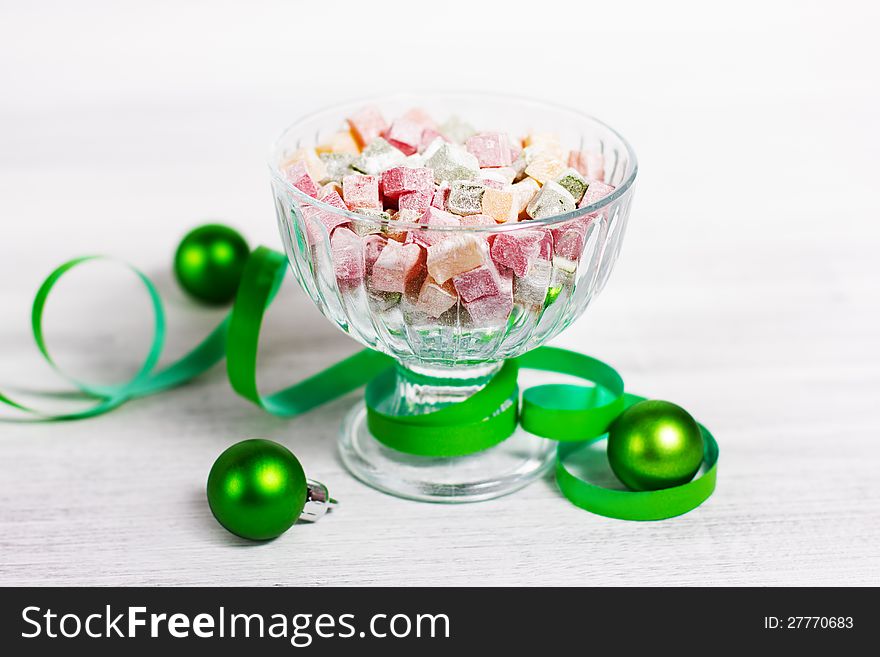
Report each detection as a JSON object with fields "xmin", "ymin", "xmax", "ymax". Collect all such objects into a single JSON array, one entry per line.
[{"xmin": 1, "ymin": 0, "xmax": 878, "ymax": 585}]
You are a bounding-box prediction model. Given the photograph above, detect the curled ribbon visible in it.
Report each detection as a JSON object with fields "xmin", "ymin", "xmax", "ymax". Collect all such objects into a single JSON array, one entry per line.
[{"xmin": 1, "ymin": 246, "xmax": 718, "ymax": 520}]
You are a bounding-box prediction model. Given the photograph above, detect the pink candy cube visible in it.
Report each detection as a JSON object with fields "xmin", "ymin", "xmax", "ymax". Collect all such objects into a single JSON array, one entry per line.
[
  {"xmin": 477, "ymin": 177, "xmax": 505, "ymax": 191},
  {"xmin": 414, "ymin": 277, "xmax": 459, "ymax": 318},
  {"xmin": 459, "ymin": 213, "xmax": 496, "ymax": 228},
  {"xmin": 490, "ymin": 230, "xmax": 545, "ymax": 277},
  {"xmin": 419, "ymin": 127, "xmax": 445, "ymax": 152},
  {"xmin": 320, "ymin": 187, "xmax": 348, "ymax": 209},
  {"xmin": 537, "ymin": 230, "xmax": 553, "ymax": 260},
  {"xmin": 381, "ymin": 166, "xmax": 434, "ymax": 199},
  {"xmin": 421, "ymin": 205, "xmax": 460, "ymax": 226},
  {"xmin": 397, "ymin": 188, "xmax": 433, "ymax": 222},
  {"xmin": 568, "ymin": 151, "xmax": 606, "ymax": 181},
  {"xmin": 578, "ymin": 179, "xmax": 615, "ymax": 208},
  {"xmin": 347, "ymin": 105, "xmax": 387, "ymax": 148},
  {"xmin": 568, "ymin": 150, "xmax": 589, "ymax": 176},
  {"xmin": 302, "ymin": 189, "xmax": 350, "ymax": 245},
  {"xmin": 551, "ymin": 219, "xmax": 589, "ymax": 260},
  {"xmin": 363, "ymin": 234, "xmax": 388, "ymax": 276},
  {"xmin": 465, "ymin": 132, "xmax": 513, "ymax": 168},
  {"xmin": 370, "ymin": 240, "xmax": 426, "ymax": 294},
  {"xmin": 453, "ymin": 260, "xmax": 505, "ymax": 302},
  {"xmin": 463, "ymin": 270, "xmax": 513, "ymax": 324},
  {"xmin": 330, "ymin": 227, "xmax": 364, "ymax": 286},
  {"xmin": 342, "ymin": 174, "xmax": 381, "ymax": 210},
  {"xmin": 301, "ymin": 211, "xmax": 327, "ymax": 247},
  {"xmin": 383, "ymin": 118, "xmax": 423, "ymax": 156},
  {"xmin": 570, "ymin": 182, "xmax": 615, "ymax": 255},
  {"xmin": 408, "ymin": 206, "xmax": 459, "ymax": 247},
  {"xmin": 284, "ymin": 161, "xmax": 321, "ymax": 198},
  {"xmin": 431, "ymin": 182, "xmax": 450, "ymax": 210}
]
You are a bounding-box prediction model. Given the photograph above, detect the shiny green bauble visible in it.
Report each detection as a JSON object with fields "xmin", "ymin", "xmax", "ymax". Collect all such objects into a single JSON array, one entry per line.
[
  {"xmin": 607, "ymin": 400, "xmax": 704, "ymax": 491},
  {"xmin": 174, "ymin": 224, "xmax": 249, "ymax": 305},
  {"xmin": 207, "ymin": 439, "xmax": 307, "ymax": 541}
]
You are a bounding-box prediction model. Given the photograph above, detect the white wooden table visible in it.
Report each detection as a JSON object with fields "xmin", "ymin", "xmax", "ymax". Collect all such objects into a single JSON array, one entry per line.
[{"xmin": 1, "ymin": 1, "xmax": 878, "ymax": 586}]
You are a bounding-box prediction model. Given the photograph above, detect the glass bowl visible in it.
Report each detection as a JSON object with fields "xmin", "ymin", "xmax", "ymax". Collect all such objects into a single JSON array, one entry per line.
[{"xmin": 270, "ymin": 93, "xmax": 637, "ymax": 502}]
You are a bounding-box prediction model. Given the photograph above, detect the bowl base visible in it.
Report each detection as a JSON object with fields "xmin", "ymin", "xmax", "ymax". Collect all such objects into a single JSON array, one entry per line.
[{"xmin": 339, "ymin": 403, "xmax": 556, "ymax": 503}]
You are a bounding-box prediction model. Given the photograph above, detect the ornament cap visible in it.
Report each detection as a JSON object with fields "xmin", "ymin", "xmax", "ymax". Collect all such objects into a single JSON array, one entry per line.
[{"xmin": 299, "ymin": 479, "xmax": 337, "ymax": 523}]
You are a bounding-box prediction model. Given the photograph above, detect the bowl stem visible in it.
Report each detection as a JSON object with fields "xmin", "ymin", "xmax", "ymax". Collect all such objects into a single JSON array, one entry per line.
[{"xmin": 386, "ymin": 360, "xmax": 503, "ymax": 416}]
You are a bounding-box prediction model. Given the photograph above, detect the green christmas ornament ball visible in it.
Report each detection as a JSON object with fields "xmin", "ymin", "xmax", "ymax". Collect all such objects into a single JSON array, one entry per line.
[
  {"xmin": 607, "ymin": 400, "xmax": 704, "ymax": 492},
  {"xmin": 207, "ymin": 439, "xmax": 307, "ymax": 541},
  {"xmin": 174, "ymin": 224, "xmax": 249, "ymax": 305}
]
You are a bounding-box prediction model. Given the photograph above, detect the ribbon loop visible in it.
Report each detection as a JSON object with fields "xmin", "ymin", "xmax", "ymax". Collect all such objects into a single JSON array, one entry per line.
[
  {"xmin": 3, "ymin": 256, "xmax": 228, "ymax": 420},
  {"xmin": 556, "ymin": 420, "xmax": 719, "ymax": 521},
  {"xmin": 1, "ymin": 246, "xmax": 718, "ymax": 520}
]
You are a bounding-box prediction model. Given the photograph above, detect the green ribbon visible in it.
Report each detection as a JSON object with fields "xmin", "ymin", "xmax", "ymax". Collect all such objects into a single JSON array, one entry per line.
[
  {"xmin": 225, "ymin": 247, "xmax": 394, "ymax": 416},
  {"xmin": 0, "ymin": 256, "xmax": 230, "ymax": 420},
  {"xmin": 1, "ymin": 246, "xmax": 718, "ymax": 520}
]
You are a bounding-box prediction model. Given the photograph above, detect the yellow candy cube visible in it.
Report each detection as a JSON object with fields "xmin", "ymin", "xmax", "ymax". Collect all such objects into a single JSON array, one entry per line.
[
  {"xmin": 320, "ymin": 181, "xmax": 343, "ymax": 198},
  {"xmin": 524, "ymin": 156, "xmax": 565, "ymax": 185},
  {"xmin": 510, "ymin": 178, "xmax": 540, "ymax": 217},
  {"xmin": 481, "ymin": 188, "xmax": 517, "ymax": 223},
  {"xmin": 523, "ymin": 132, "xmax": 564, "ymax": 160},
  {"xmin": 317, "ymin": 130, "xmax": 361, "ymax": 155},
  {"xmin": 427, "ymin": 235, "xmax": 485, "ymax": 284}
]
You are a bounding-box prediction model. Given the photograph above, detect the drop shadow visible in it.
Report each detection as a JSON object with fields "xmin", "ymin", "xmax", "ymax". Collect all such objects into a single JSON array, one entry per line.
[
  {"xmin": 187, "ymin": 488, "xmax": 277, "ymax": 548},
  {"xmin": 186, "ymin": 486, "xmax": 337, "ymax": 549},
  {"xmin": 561, "ymin": 438, "xmax": 627, "ymax": 490}
]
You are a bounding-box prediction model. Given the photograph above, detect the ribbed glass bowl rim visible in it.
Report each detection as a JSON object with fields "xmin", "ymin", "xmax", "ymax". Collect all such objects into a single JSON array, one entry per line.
[{"xmin": 268, "ymin": 91, "xmax": 638, "ymax": 233}]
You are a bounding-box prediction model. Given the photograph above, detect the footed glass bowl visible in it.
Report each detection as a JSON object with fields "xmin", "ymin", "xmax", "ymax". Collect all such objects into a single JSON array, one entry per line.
[{"xmin": 270, "ymin": 93, "xmax": 637, "ymax": 502}]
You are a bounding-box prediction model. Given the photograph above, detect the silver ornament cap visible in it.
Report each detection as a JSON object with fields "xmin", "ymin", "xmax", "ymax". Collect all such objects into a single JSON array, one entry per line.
[{"xmin": 298, "ymin": 479, "xmax": 337, "ymax": 523}]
